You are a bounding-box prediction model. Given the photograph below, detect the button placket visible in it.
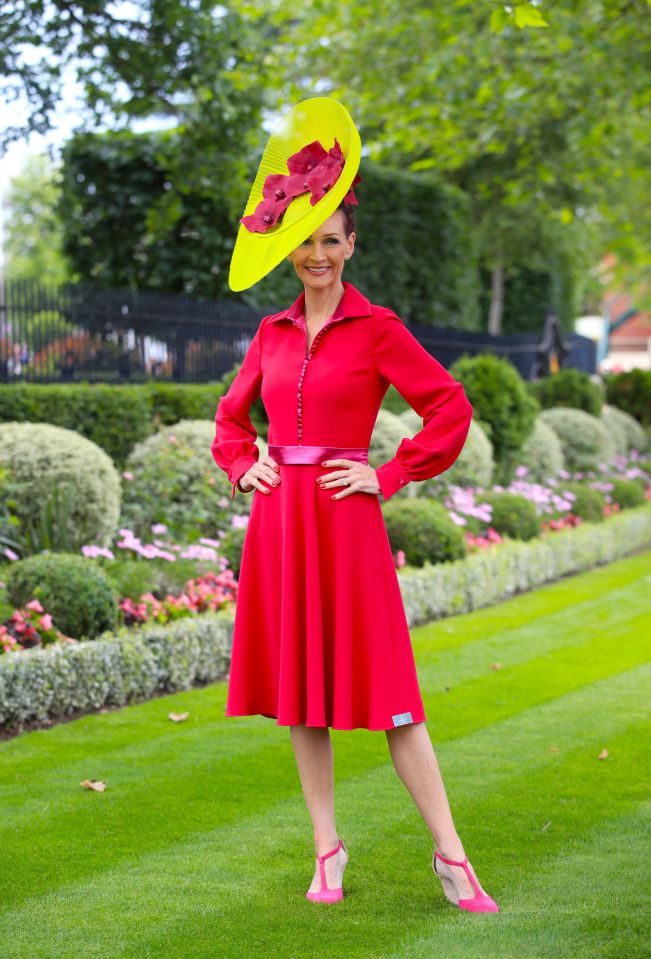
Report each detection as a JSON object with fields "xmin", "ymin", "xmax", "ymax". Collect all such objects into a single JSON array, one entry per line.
[{"xmin": 294, "ymin": 318, "xmax": 333, "ymax": 445}]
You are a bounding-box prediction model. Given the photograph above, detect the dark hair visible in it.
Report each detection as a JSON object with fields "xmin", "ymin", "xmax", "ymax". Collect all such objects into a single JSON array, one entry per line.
[{"xmin": 337, "ymin": 201, "xmax": 356, "ymax": 238}]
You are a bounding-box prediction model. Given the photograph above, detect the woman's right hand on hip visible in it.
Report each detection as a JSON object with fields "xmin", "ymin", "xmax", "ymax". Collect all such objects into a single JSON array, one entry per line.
[{"xmin": 239, "ymin": 456, "xmax": 281, "ymax": 494}]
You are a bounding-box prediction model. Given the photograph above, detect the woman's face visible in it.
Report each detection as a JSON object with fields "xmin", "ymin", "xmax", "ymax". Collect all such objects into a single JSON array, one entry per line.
[{"xmin": 288, "ymin": 210, "xmax": 355, "ymax": 291}]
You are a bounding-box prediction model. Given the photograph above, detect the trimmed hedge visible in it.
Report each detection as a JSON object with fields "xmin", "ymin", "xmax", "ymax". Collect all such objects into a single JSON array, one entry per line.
[
  {"xmin": 604, "ymin": 370, "xmax": 651, "ymax": 427},
  {"xmin": 556, "ymin": 481, "xmax": 605, "ymax": 523},
  {"xmin": 121, "ymin": 419, "xmax": 259, "ymax": 539},
  {"xmin": 539, "ymin": 407, "xmax": 616, "ymax": 472},
  {"xmin": 405, "ymin": 414, "xmax": 495, "ymax": 492},
  {"xmin": 526, "ymin": 368, "xmax": 603, "ymax": 417},
  {"xmin": 515, "ymin": 417, "xmax": 565, "ymax": 483},
  {"xmin": 3, "ymin": 504, "xmax": 651, "ymax": 732},
  {"xmin": 0, "ymin": 612, "xmax": 234, "ymax": 731},
  {"xmin": 600, "ymin": 403, "xmax": 647, "ymax": 454},
  {"xmin": 0, "ymin": 383, "xmax": 225, "ymax": 464},
  {"xmin": 398, "ymin": 502, "xmax": 651, "ymax": 628}
]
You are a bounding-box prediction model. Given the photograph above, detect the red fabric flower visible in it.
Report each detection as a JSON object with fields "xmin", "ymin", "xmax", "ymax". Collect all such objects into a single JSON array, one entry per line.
[
  {"xmin": 240, "ymin": 195, "xmax": 294, "ymax": 232},
  {"xmin": 343, "ymin": 172, "xmax": 361, "ymax": 206},
  {"xmin": 305, "ymin": 155, "xmax": 342, "ymax": 206},
  {"xmin": 240, "ymin": 137, "xmax": 361, "ymax": 234},
  {"xmin": 261, "ymin": 172, "xmax": 306, "ymax": 203},
  {"xmin": 286, "ymin": 140, "xmax": 330, "ymax": 175}
]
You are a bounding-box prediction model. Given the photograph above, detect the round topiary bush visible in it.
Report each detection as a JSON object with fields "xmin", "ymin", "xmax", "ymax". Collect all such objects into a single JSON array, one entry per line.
[
  {"xmin": 381, "ymin": 499, "xmax": 467, "ymax": 567},
  {"xmin": 399, "ymin": 411, "xmax": 494, "ymax": 492},
  {"xmin": 0, "ymin": 422, "xmax": 121, "ymax": 553},
  {"xmin": 539, "ymin": 407, "xmax": 616, "ymax": 472},
  {"xmin": 526, "ymin": 368, "xmax": 603, "ymax": 417},
  {"xmin": 6, "ymin": 553, "xmax": 118, "ymax": 639},
  {"xmin": 121, "ymin": 420, "xmax": 264, "ymax": 540},
  {"xmin": 608, "ymin": 477, "xmax": 646, "ymax": 509},
  {"xmin": 474, "ymin": 492, "xmax": 541, "ymax": 541},
  {"xmin": 514, "ymin": 417, "xmax": 565, "ymax": 484},
  {"xmin": 448, "ymin": 353, "xmax": 539, "ymax": 479},
  {"xmin": 555, "ymin": 481, "xmax": 605, "ymax": 523},
  {"xmin": 604, "ymin": 369, "xmax": 651, "ymax": 427},
  {"xmin": 600, "ymin": 404, "xmax": 647, "ymax": 455}
]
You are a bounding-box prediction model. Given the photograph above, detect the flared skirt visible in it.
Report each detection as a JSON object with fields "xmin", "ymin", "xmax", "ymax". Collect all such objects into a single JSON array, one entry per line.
[{"xmin": 224, "ymin": 463, "xmax": 427, "ymax": 730}]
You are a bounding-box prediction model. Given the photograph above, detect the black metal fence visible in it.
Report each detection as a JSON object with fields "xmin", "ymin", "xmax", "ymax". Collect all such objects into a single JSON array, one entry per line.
[{"xmin": 0, "ymin": 278, "xmax": 596, "ymax": 384}]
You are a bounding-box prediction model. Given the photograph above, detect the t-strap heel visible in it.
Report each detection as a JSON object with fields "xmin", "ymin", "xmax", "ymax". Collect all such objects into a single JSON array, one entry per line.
[
  {"xmin": 306, "ymin": 838, "xmax": 348, "ymax": 903},
  {"xmin": 433, "ymin": 850, "xmax": 500, "ymax": 912}
]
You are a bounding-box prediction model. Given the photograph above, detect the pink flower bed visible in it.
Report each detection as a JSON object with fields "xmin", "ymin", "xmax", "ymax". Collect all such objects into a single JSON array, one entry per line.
[
  {"xmin": 0, "ymin": 599, "xmax": 75, "ymax": 654},
  {"xmin": 119, "ymin": 570, "xmax": 237, "ymax": 627},
  {"xmin": 0, "ymin": 571, "xmax": 238, "ymax": 655}
]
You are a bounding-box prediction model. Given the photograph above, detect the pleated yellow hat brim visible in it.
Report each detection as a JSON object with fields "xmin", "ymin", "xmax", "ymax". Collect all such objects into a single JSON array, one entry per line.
[{"xmin": 228, "ymin": 97, "xmax": 361, "ymax": 292}]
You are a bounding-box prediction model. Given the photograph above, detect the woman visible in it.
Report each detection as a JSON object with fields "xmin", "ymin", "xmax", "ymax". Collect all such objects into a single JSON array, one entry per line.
[{"xmin": 211, "ymin": 98, "xmax": 499, "ymax": 913}]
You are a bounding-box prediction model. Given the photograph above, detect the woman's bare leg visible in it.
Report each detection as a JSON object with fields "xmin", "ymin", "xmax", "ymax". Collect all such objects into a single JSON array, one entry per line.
[
  {"xmin": 289, "ymin": 724, "xmax": 348, "ymax": 892},
  {"xmin": 385, "ymin": 721, "xmax": 485, "ymax": 897}
]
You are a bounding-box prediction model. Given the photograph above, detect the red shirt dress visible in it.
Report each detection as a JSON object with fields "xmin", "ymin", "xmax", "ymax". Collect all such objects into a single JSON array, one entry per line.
[{"xmin": 211, "ymin": 281, "xmax": 473, "ymax": 730}]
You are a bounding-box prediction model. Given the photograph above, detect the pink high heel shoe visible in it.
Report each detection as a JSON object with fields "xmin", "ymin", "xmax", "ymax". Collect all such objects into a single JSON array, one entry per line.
[
  {"xmin": 305, "ymin": 838, "xmax": 348, "ymax": 903},
  {"xmin": 433, "ymin": 850, "xmax": 500, "ymax": 912}
]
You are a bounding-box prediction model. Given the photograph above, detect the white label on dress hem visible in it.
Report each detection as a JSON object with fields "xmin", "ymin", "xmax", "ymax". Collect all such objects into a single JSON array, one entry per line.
[{"xmin": 392, "ymin": 712, "xmax": 413, "ymax": 726}]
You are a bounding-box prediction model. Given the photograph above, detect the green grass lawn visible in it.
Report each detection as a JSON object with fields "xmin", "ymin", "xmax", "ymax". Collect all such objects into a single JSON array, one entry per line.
[{"xmin": 1, "ymin": 550, "xmax": 650, "ymax": 959}]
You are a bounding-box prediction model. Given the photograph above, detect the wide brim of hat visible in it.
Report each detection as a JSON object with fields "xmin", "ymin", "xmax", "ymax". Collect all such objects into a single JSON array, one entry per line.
[{"xmin": 228, "ymin": 97, "xmax": 361, "ymax": 292}]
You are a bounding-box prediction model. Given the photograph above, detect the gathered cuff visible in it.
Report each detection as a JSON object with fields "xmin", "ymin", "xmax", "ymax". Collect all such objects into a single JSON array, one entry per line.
[
  {"xmin": 375, "ymin": 457, "xmax": 410, "ymax": 502},
  {"xmin": 228, "ymin": 454, "xmax": 258, "ymax": 500}
]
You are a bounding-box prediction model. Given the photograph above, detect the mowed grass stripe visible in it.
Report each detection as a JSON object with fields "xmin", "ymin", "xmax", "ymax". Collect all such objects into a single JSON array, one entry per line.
[
  {"xmin": 0, "ymin": 556, "xmax": 649, "ymax": 907},
  {"xmin": 2, "ymin": 549, "xmax": 649, "ymax": 791},
  {"xmin": 420, "ymin": 606, "xmax": 650, "ymax": 740},
  {"xmin": 0, "ymin": 681, "xmax": 648, "ymax": 959},
  {"xmin": 408, "ymin": 548, "xmax": 651, "ymax": 652},
  {"xmin": 3, "ymin": 549, "xmax": 648, "ymax": 773},
  {"xmin": 381, "ymin": 800, "xmax": 651, "ymax": 959},
  {"xmin": 415, "ymin": 570, "xmax": 651, "ymax": 690},
  {"xmin": 0, "ymin": 605, "xmax": 647, "ymax": 863}
]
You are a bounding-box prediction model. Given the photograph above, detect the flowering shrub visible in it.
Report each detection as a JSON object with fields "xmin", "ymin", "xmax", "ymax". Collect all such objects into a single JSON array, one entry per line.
[
  {"xmin": 81, "ymin": 526, "xmax": 243, "ymax": 566},
  {"xmin": 541, "ymin": 514, "xmax": 584, "ymax": 532},
  {"xmin": 1, "ymin": 569, "xmax": 239, "ymax": 654},
  {"xmin": 0, "ymin": 599, "xmax": 74, "ymax": 654},
  {"xmin": 464, "ymin": 528, "xmax": 504, "ymax": 551},
  {"xmin": 120, "ymin": 420, "xmax": 254, "ymax": 542},
  {"xmin": 118, "ymin": 571, "xmax": 237, "ymax": 627}
]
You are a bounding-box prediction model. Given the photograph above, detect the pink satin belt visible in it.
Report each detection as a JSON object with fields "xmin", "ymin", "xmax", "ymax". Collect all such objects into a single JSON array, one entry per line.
[{"xmin": 267, "ymin": 444, "xmax": 369, "ymax": 465}]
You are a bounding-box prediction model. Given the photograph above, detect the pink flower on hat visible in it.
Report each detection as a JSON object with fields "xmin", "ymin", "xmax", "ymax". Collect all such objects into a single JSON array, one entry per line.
[
  {"xmin": 286, "ymin": 140, "xmax": 330, "ymax": 174},
  {"xmin": 240, "ymin": 196, "xmax": 293, "ymax": 232},
  {"xmin": 240, "ymin": 137, "xmax": 361, "ymax": 234},
  {"xmin": 261, "ymin": 172, "xmax": 306, "ymax": 203},
  {"xmin": 305, "ymin": 154, "xmax": 342, "ymax": 205}
]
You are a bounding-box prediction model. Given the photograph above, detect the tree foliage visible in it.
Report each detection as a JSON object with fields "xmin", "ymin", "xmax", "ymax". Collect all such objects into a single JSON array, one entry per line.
[
  {"xmin": 2, "ymin": 153, "xmax": 71, "ymax": 284},
  {"xmin": 255, "ymin": 0, "xmax": 651, "ymax": 321}
]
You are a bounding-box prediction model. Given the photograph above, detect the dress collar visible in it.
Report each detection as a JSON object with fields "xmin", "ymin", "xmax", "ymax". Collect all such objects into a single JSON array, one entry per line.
[{"xmin": 265, "ymin": 281, "xmax": 372, "ymax": 325}]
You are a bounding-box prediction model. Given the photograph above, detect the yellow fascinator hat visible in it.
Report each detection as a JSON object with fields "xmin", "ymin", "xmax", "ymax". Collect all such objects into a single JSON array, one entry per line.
[{"xmin": 228, "ymin": 97, "xmax": 362, "ymax": 292}]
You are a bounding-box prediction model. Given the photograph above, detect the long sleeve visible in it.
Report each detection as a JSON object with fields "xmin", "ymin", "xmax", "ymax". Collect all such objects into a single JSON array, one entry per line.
[
  {"xmin": 211, "ymin": 319, "xmax": 265, "ymax": 500},
  {"xmin": 372, "ymin": 310, "xmax": 473, "ymax": 502}
]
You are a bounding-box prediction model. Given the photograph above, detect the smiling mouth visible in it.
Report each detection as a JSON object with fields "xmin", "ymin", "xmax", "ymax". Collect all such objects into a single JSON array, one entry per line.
[{"xmin": 305, "ymin": 266, "xmax": 330, "ymax": 274}]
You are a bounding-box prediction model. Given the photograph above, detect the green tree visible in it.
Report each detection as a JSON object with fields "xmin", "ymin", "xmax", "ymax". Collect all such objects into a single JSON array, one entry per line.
[
  {"xmin": 1, "ymin": 1, "xmax": 271, "ymax": 251},
  {"xmin": 2, "ymin": 152, "xmax": 72, "ymax": 284},
  {"xmin": 257, "ymin": 0, "xmax": 651, "ymax": 327}
]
